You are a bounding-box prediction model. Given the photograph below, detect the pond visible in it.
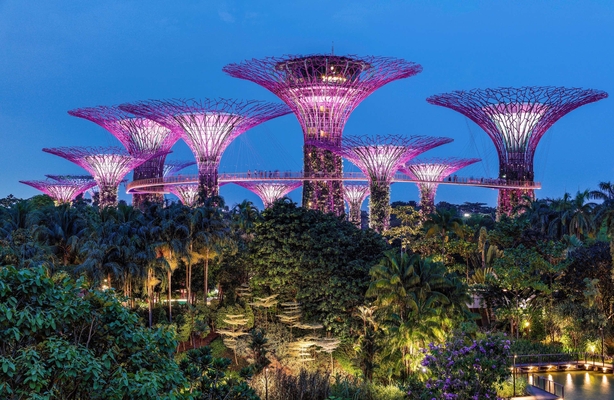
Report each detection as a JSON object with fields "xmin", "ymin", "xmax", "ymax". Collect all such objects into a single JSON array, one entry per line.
[{"xmin": 542, "ymin": 371, "xmax": 614, "ymax": 400}]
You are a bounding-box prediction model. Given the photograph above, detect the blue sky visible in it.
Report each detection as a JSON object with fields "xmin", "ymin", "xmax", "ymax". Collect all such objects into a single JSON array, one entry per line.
[{"xmin": 1, "ymin": 1, "xmax": 612, "ymax": 209}]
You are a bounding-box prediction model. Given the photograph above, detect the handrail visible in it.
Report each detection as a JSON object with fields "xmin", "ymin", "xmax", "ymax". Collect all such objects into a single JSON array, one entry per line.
[
  {"xmin": 530, "ymin": 374, "xmax": 564, "ymax": 398},
  {"xmin": 126, "ymin": 171, "xmax": 542, "ymax": 194}
]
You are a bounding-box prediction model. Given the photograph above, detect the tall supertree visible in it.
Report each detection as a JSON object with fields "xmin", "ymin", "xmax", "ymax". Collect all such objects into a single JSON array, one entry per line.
[
  {"xmin": 169, "ymin": 182, "xmax": 229, "ymax": 207},
  {"xmin": 318, "ymin": 134, "xmax": 452, "ymax": 232},
  {"xmin": 42, "ymin": 146, "xmax": 161, "ymax": 208},
  {"xmin": 163, "ymin": 160, "xmax": 196, "ymax": 177},
  {"xmin": 343, "ymin": 184, "xmax": 369, "ymax": 228},
  {"xmin": 399, "ymin": 158, "xmax": 480, "ymax": 215},
  {"xmin": 427, "ymin": 86, "xmax": 608, "ymax": 214},
  {"xmin": 121, "ymin": 99, "xmax": 291, "ymax": 202},
  {"xmin": 68, "ymin": 106, "xmax": 181, "ymax": 208},
  {"xmin": 169, "ymin": 184, "xmax": 200, "ymax": 207},
  {"xmin": 20, "ymin": 177, "xmax": 96, "ymax": 205},
  {"xmin": 235, "ymin": 181, "xmax": 302, "ymax": 208},
  {"xmin": 223, "ymin": 54, "xmax": 422, "ymax": 215}
]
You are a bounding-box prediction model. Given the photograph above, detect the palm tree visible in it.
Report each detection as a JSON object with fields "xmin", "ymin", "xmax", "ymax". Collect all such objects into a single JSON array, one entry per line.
[
  {"xmin": 191, "ymin": 204, "xmax": 231, "ymax": 305},
  {"xmin": 513, "ymin": 196, "xmax": 553, "ymax": 235},
  {"xmin": 34, "ymin": 204, "xmax": 88, "ymax": 267},
  {"xmin": 423, "ymin": 209, "xmax": 464, "ymax": 260},
  {"xmin": 561, "ymin": 190, "xmax": 596, "ymax": 239},
  {"xmin": 231, "ymin": 200, "xmax": 260, "ymax": 235},
  {"xmin": 149, "ymin": 204, "xmax": 189, "ymax": 322},
  {"xmin": 367, "ymin": 251, "xmax": 454, "ymax": 376}
]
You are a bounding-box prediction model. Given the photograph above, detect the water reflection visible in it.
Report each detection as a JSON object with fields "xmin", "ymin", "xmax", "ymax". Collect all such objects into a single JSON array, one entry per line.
[{"xmin": 547, "ymin": 371, "xmax": 614, "ymax": 400}]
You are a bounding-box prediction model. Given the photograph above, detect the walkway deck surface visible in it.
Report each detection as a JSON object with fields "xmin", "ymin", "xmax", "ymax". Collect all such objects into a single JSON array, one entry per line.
[{"xmin": 511, "ymin": 386, "xmax": 561, "ymax": 400}]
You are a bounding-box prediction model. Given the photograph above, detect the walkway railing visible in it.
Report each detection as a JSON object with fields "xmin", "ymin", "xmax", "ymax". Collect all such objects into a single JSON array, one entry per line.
[
  {"xmin": 529, "ymin": 374, "xmax": 564, "ymax": 398},
  {"xmin": 126, "ymin": 171, "xmax": 541, "ymax": 194}
]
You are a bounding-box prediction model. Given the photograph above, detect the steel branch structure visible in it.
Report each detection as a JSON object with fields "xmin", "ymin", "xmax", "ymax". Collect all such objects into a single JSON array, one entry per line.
[
  {"xmin": 120, "ymin": 98, "xmax": 290, "ymax": 202},
  {"xmin": 427, "ymin": 86, "xmax": 608, "ymax": 214},
  {"xmin": 343, "ymin": 184, "xmax": 369, "ymax": 228},
  {"xmin": 20, "ymin": 177, "xmax": 96, "ymax": 205},
  {"xmin": 42, "ymin": 146, "xmax": 160, "ymax": 208},
  {"xmin": 400, "ymin": 158, "xmax": 480, "ymax": 215},
  {"xmin": 235, "ymin": 181, "xmax": 302, "ymax": 208},
  {"xmin": 68, "ymin": 105, "xmax": 181, "ymax": 207},
  {"xmin": 169, "ymin": 184, "xmax": 200, "ymax": 207},
  {"xmin": 318, "ymin": 134, "xmax": 452, "ymax": 232},
  {"xmin": 223, "ymin": 54, "xmax": 422, "ymax": 215},
  {"xmin": 163, "ymin": 160, "xmax": 196, "ymax": 177}
]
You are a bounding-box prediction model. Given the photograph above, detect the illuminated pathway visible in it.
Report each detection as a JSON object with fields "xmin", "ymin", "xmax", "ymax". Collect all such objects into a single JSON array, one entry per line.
[{"xmin": 127, "ymin": 171, "xmax": 540, "ymax": 195}]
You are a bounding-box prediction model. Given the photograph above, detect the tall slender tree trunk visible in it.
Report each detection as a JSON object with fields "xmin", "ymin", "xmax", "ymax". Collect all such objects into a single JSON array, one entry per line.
[
  {"xmin": 204, "ymin": 248, "xmax": 209, "ymax": 305},
  {"xmin": 187, "ymin": 261, "xmax": 192, "ymax": 305},
  {"xmin": 186, "ymin": 242, "xmax": 193, "ymax": 305},
  {"xmin": 148, "ymin": 268, "xmax": 153, "ymax": 328},
  {"xmin": 168, "ymin": 269, "xmax": 172, "ymax": 323}
]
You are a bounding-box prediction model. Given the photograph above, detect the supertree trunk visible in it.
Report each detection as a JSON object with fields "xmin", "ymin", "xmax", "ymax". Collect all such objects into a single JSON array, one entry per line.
[
  {"xmin": 369, "ymin": 181, "xmax": 390, "ymax": 233},
  {"xmin": 419, "ymin": 186, "xmax": 436, "ymax": 216},
  {"xmin": 197, "ymin": 165, "xmax": 219, "ymax": 204},
  {"xmin": 99, "ymin": 185, "xmax": 118, "ymax": 209},
  {"xmin": 302, "ymin": 144, "xmax": 344, "ymax": 214},
  {"xmin": 132, "ymin": 157, "xmax": 165, "ymax": 208},
  {"xmin": 348, "ymin": 203, "xmax": 362, "ymax": 227},
  {"xmin": 497, "ymin": 188, "xmax": 534, "ymax": 218}
]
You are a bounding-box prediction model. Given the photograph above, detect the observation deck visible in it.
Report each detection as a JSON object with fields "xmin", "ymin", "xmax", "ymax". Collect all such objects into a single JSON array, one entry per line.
[{"xmin": 126, "ymin": 171, "xmax": 541, "ymax": 194}]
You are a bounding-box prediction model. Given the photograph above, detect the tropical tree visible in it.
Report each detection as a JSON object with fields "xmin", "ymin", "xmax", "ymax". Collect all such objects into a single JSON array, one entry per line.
[
  {"xmin": 423, "ymin": 209, "xmax": 464, "ymax": 260},
  {"xmin": 191, "ymin": 203, "xmax": 231, "ymax": 305},
  {"xmin": 0, "ymin": 265, "xmax": 189, "ymax": 399},
  {"xmin": 367, "ymin": 251, "xmax": 459, "ymax": 377}
]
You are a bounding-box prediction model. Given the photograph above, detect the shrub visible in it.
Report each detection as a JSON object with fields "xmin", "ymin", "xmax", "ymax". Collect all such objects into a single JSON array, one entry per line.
[{"xmin": 413, "ymin": 332, "xmax": 511, "ymax": 400}]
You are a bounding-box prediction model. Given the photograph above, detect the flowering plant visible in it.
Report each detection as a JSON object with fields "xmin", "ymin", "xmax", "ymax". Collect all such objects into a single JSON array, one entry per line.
[{"xmin": 411, "ymin": 333, "xmax": 511, "ymax": 400}]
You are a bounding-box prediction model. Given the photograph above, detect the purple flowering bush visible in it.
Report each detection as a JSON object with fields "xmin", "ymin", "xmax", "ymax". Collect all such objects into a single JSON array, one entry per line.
[{"xmin": 410, "ymin": 333, "xmax": 511, "ymax": 400}]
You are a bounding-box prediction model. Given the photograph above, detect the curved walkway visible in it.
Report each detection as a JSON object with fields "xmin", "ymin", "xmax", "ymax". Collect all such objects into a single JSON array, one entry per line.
[{"xmin": 127, "ymin": 171, "xmax": 541, "ymax": 194}]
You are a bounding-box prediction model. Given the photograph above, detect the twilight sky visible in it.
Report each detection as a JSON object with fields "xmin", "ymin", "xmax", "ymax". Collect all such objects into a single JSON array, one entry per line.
[{"xmin": 1, "ymin": 1, "xmax": 612, "ymax": 209}]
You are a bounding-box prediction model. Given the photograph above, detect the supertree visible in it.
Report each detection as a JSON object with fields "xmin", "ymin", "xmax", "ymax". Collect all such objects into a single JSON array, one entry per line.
[
  {"xmin": 223, "ymin": 54, "xmax": 422, "ymax": 215},
  {"xmin": 235, "ymin": 181, "xmax": 302, "ymax": 208},
  {"xmin": 120, "ymin": 99, "xmax": 291, "ymax": 202},
  {"xmin": 169, "ymin": 184, "xmax": 200, "ymax": 207},
  {"xmin": 343, "ymin": 184, "xmax": 369, "ymax": 228},
  {"xmin": 317, "ymin": 134, "xmax": 452, "ymax": 232},
  {"xmin": 427, "ymin": 86, "xmax": 608, "ymax": 214},
  {"xmin": 42, "ymin": 146, "xmax": 162, "ymax": 208},
  {"xmin": 169, "ymin": 182, "xmax": 229, "ymax": 207},
  {"xmin": 68, "ymin": 105, "xmax": 181, "ymax": 208},
  {"xmin": 20, "ymin": 178, "xmax": 96, "ymax": 205},
  {"xmin": 163, "ymin": 160, "xmax": 196, "ymax": 177},
  {"xmin": 399, "ymin": 157, "xmax": 480, "ymax": 215}
]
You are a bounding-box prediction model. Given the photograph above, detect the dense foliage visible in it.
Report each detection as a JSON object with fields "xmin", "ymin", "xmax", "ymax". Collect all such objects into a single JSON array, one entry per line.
[
  {"xmin": 2, "ymin": 180, "xmax": 614, "ymax": 398},
  {"xmin": 248, "ymin": 199, "xmax": 387, "ymax": 338},
  {"xmin": 0, "ymin": 265, "xmax": 188, "ymax": 399}
]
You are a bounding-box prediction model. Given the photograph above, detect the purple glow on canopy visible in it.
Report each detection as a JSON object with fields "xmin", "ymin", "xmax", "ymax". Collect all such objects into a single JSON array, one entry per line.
[
  {"xmin": 224, "ymin": 54, "xmax": 422, "ymax": 215},
  {"xmin": 20, "ymin": 178, "xmax": 96, "ymax": 204},
  {"xmin": 68, "ymin": 105, "xmax": 182, "ymax": 207},
  {"xmin": 343, "ymin": 184, "xmax": 369, "ymax": 227},
  {"xmin": 235, "ymin": 181, "xmax": 302, "ymax": 208},
  {"xmin": 46, "ymin": 174, "xmax": 95, "ymax": 185},
  {"xmin": 163, "ymin": 160, "xmax": 196, "ymax": 177},
  {"xmin": 120, "ymin": 98, "xmax": 291, "ymax": 199},
  {"xmin": 224, "ymin": 55, "xmax": 422, "ymax": 145},
  {"xmin": 169, "ymin": 184, "xmax": 200, "ymax": 207},
  {"xmin": 42, "ymin": 146, "xmax": 163, "ymax": 208},
  {"xmin": 319, "ymin": 135, "xmax": 453, "ymax": 183},
  {"xmin": 316, "ymin": 134, "xmax": 452, "ymax": 232},
  {"xmin": 68, "ymin": 106, "xmax": 180, "ymax": 155},
  {"xmin": 427, "ymin": 86, "xmax": 608, "ymax": 214},
  {"xmin": 400, "ymin": 157, "xmax": 480, "ymax": 213},
  {"xmin": 169, "ymin": 182, "xmax": 229, "ymax": 207}
]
